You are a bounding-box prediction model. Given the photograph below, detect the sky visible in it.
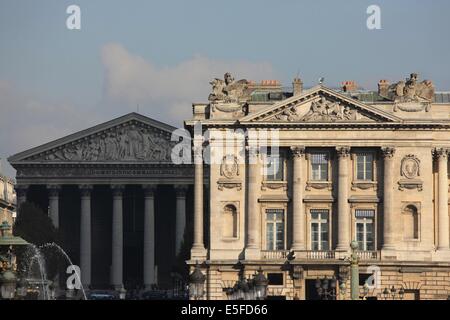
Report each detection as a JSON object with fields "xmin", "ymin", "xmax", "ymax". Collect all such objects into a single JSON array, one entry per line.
[{"xmin": 1, "ymin": 0, "xmax": 449, "ymax": 177}]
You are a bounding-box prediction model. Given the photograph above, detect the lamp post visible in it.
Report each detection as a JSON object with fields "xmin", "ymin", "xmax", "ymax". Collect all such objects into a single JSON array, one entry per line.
[
  {"xmin": 189, "ymin": 262, "xmax": 206, "ymax": 300},
  {"xmin": 253, "ymin": 268, "xmax": 268, "ymax": 300},
  {"xmin": 0, "ymin": 221, "xmax": 28, "ymax": 300},
  {"xmin": 350, "ymin": 240, "xmax": 360, "ymax": 300},
  {"xmin": 226, "ymin": 268, "xmax": 268, "ymax": 300},
  {"xmin": 382, "ymin": 286, "xmax": 405, "ymax": 300},
  {"xmin": 315, "ymin": 276, "xmax": 337, "ymax": 300}
]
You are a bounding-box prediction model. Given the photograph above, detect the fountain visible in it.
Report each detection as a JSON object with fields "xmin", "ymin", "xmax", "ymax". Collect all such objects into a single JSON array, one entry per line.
[{"xmin": 0, "ymin": 220, "xmax": 88, "ymax": 300}]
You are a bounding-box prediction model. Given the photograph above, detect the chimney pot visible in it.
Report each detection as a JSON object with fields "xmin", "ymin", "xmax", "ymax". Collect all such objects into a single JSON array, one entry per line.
[{"xmin": 293, "ymin": 77, "xmax": 303, "ymax": 95}]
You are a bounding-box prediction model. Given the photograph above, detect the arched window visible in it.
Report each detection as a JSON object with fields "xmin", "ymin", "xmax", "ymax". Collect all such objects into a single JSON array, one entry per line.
[
  {"xmin": 403, "ymin": 204, "xmax": 419, "ymax": 240},
  {"xmin": 223, "ymin": 204, "xmax": 237, "ymax": 238}
]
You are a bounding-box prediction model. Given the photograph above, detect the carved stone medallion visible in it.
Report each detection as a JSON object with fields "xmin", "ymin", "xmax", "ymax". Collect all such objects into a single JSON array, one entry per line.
[
  {"xmin": 401, "ymin": 155, "xmax": 420, "ymax": 179},
  {"xmin": 220, "ymin": 155, "xmax": 239, "ymax": 179}
]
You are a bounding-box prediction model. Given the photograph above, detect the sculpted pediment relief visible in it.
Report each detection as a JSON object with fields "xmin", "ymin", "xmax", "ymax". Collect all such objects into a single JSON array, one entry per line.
[
  {"xmin": 271, "ymin": 96, "xmax": 373, "ymax": 122},
  {"xmin": 18, "ymin": 116, "xmax": 177, "ymax": 163},
  {"xmin": 241, "ymin": 86, "xmax": 401, "ymax": 123}
]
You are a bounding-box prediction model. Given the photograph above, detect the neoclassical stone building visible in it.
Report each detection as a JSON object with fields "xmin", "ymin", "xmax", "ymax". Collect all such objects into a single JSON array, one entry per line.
[
  {"xmin": 7, "ymin": 72, "xmax": 450, "ymax": 299},
  {"xmin": 8, "ymin": 113, "xmax": 195, "ymax": 290},
  {"xmin": 185, "ymin": 73, "xmax": 450, "ymax": 300},
  {"xmin": 0, "ymin": 173, "xmax": 16, "ymax": 226}
]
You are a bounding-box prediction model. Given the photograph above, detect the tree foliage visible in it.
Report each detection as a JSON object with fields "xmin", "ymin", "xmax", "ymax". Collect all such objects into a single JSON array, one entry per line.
[{"xmin": 13, "ymin": 202, "xmax": 59, "ymax": 246}]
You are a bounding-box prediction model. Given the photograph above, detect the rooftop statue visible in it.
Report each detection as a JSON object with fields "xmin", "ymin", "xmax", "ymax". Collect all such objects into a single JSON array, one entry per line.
[
  {"xmin": 208, "ymin": 72, "xmax": 250, "ymax": 103},
  {"xmin": 380, "ymin": 73, "xmax": 435, "ymax": 104}
]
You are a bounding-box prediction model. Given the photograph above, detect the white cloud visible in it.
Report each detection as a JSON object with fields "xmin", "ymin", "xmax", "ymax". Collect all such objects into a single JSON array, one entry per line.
[
  {"xmin": 0, "ymin": 80, "xmax": 99, "ymax": 177},
  {"xmin": 100, "ymin": 43, "xmax": 277, "ymax": 124},
  {"xmin": 0, "ymin": 43, "xmax": 277, "ymax": 177}
]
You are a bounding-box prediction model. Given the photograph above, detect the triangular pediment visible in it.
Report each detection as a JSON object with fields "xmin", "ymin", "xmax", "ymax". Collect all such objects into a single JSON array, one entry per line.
[
  {"xmin": 9, "ymin": 113, "xmax": 179, "ymax": 163},
  {"xmin": 240, "ymin": 86, "xmax": 402, "ymax": 123}
]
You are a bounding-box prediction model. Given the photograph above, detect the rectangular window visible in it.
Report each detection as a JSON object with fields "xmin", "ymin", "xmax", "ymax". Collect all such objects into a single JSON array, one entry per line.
[
  {"xmin": 356, "ymin": 153, "xmax": 374, "ymax": 181},
  {"xmin": 266, "ymin": 209, "xmax": 285, "ymax": 250},
  {"xmin": 355, "ymin": 209, "xmax": 375, "ymax": 251},
  {"xmin": 265, "ymin": 151, "xmax": 284, "ymax": 181},
  {"xmin": 310, "ymin": 209, "xmax": 329, "ymax": 250},
  {"xmin": 310, "ymin": 153, "xmax": 328, "ymax": 181}
]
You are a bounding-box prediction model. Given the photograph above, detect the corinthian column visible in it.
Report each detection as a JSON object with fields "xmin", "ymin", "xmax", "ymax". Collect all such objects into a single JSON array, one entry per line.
[
  {"xmin": 381, "ymin": 147, "xmax": 396, "ymax": 250},
  {"xmin": 143, "ymin": 184, "xmax": 156, "ymax": 289},
  {"xmin": 15, "ymin": 185, "xmax": 28, "ymax": 216},
  {"xmin": 191, "ymin": 144, "xmax": 206, "ymax": 259},
  {"xmin": 175, "ymin": 185, "xmax": 188, "ymax": 255},
  {"xmin": 111, "ymin": 184, "xmax": 124, "ymax": 290},
  {"xmin": 79, "ymin": 185, "xmax": 92, "ymax": 288},
  {"xmin": 435, "ymin": 148, "xmax": 450, "ymax": 251},
  {"xmin": 291, "ymin": 146, "xmax": 306, "ymax": 251},
  {"xmin": 245, "ymin": 145, "xmax": 260, "ymax": 259},
  {"xmin": 336, "ymin": 146, "xmax": 351, "ymax": 251},
  {"xmin": 47, "ymin": 185, "xmax": 61, "ymax": 228}
]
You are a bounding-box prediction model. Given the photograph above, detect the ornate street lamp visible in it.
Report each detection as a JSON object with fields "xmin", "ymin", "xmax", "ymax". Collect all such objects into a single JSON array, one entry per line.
[
  {"xmin": 253, "ymin": 268, "xmax": 268, "ymax": 300},
  {"xmin": 0, "ymin": 221, "xmax": 28, "ymax": 300},
  {"xmin": 315, "ymin": 276, "xmax": 337, "ymax": 300},
  {"xmin": 383, "ymin": 286, "xmax": 404, "ymax": 300},
  {"xmin": 189, "ymin": 263, "xmax": 206, "ymax": 300}
]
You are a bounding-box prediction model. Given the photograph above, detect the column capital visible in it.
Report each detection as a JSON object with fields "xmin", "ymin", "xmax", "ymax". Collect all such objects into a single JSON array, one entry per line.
[
  {"xmin": 290, "ymin": 146, "xmax": 306, "ymax": 158},
  {"xmin": 111, "ymin": 184, "xmax": 125, "ymax": 197},
  {"xmin": 174, "ymin": 184, "xmax": 188, "ymax": 197},
  {"xmin": 381, "ymin": 146, "xmax": 396, "ymax": 159},
  {"xmin": 142, "ymin": 184, "xmax": 157, "ymax": 197},
  {"xmin": 79, "ymin": 184, "xmax": 93, "ymax": 197},
  {"xmin": 336, "ymin": 146, "xmax": 351, "ymax": 158},
  {"xmin": 433, "ymin": 147, "xmax": 450, "ymax": 160},
  {"xmin": 47, "ymin": 184, "xmax": 61, "ymax": 197}
]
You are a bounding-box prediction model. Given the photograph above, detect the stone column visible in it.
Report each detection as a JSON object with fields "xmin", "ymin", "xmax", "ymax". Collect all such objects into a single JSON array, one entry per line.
[
  {"xmin": 191, "ymin": 145, "xmax": 206, "ymax": 259},
  {"xmin": 47, "ymin": 185, "xmax": 61, "ymax": 228},
  {"xmin": 291, "ymin": 146, "xmax": 306, "ymax": 251},
  {"xmin": 175, "ymin": 185, "xmax": 188, "ymax": 255},
  {"xmin": 143, "ymin": 184, "xmax": 157, "ymax": 289},
  {"xmin": 79, "ymin": 185, "xmax": 92, "ymax": 288},
  {"xmin": 245, "ymin": 146, "xmax": 260, "ymax": 259},
  {"xmin": 436, "ymin": 148, "xmax": 450, "ymax": 251},
  {"xmin": 15, "ymin": 185, "xmax": 28, "ymax": 214},
  {"xmin": 111, "ymin": 184, "xmax": 124, "ymax": 290},
  {"xmin": 336, "ymin": 146, "xmax": 351, "ymax": 251},
  {"xmin": 381, "ymin": 147, "xmax": 396, "ymax": 250}
]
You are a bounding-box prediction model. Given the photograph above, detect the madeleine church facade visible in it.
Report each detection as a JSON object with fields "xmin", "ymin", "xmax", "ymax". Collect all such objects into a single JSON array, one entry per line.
[{"xmin": 8, "ymin": 72, "xmax": 450, "ymax": 299}]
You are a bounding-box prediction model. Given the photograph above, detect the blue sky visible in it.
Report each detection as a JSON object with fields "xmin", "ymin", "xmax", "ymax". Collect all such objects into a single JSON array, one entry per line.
[{"xmin": 1, "ymin": 0, "xmax": 449, "ymax": 177}]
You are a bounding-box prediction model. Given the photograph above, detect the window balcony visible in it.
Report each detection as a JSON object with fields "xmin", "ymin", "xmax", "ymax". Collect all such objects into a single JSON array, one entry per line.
[
  {"xmin": 260, "ymin": 250, "xmax": 290, "ymax": 260},
  {"xmin": 305, "ymin": 250, "xmax": 336, "ymax": 260},
  {"xmin": 259, "ymin": 250, "xmax": 380, "ymax": 261},
  {"xmin": 356, "ymin": 250, "xmax": 380, "ymax": 261}
]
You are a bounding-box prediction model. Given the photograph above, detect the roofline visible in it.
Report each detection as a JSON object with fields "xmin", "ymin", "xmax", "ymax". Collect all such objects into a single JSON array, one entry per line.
[{"xmin": 240, "ymin": 85, "xmax": 403, "ymax": 122}]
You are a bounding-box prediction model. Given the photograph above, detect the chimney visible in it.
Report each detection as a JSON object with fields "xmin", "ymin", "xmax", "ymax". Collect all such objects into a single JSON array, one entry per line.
[
  {"xmin": 293, "ymin": 77, "xmax": 303, "ymax": 95},
  {"xmin": 378, "ymin": 79, "xmax": 390, "ymax": 96},
  {"xmin": 341, "ymin": 80, "xmax": 358, "ymax": 92}
]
